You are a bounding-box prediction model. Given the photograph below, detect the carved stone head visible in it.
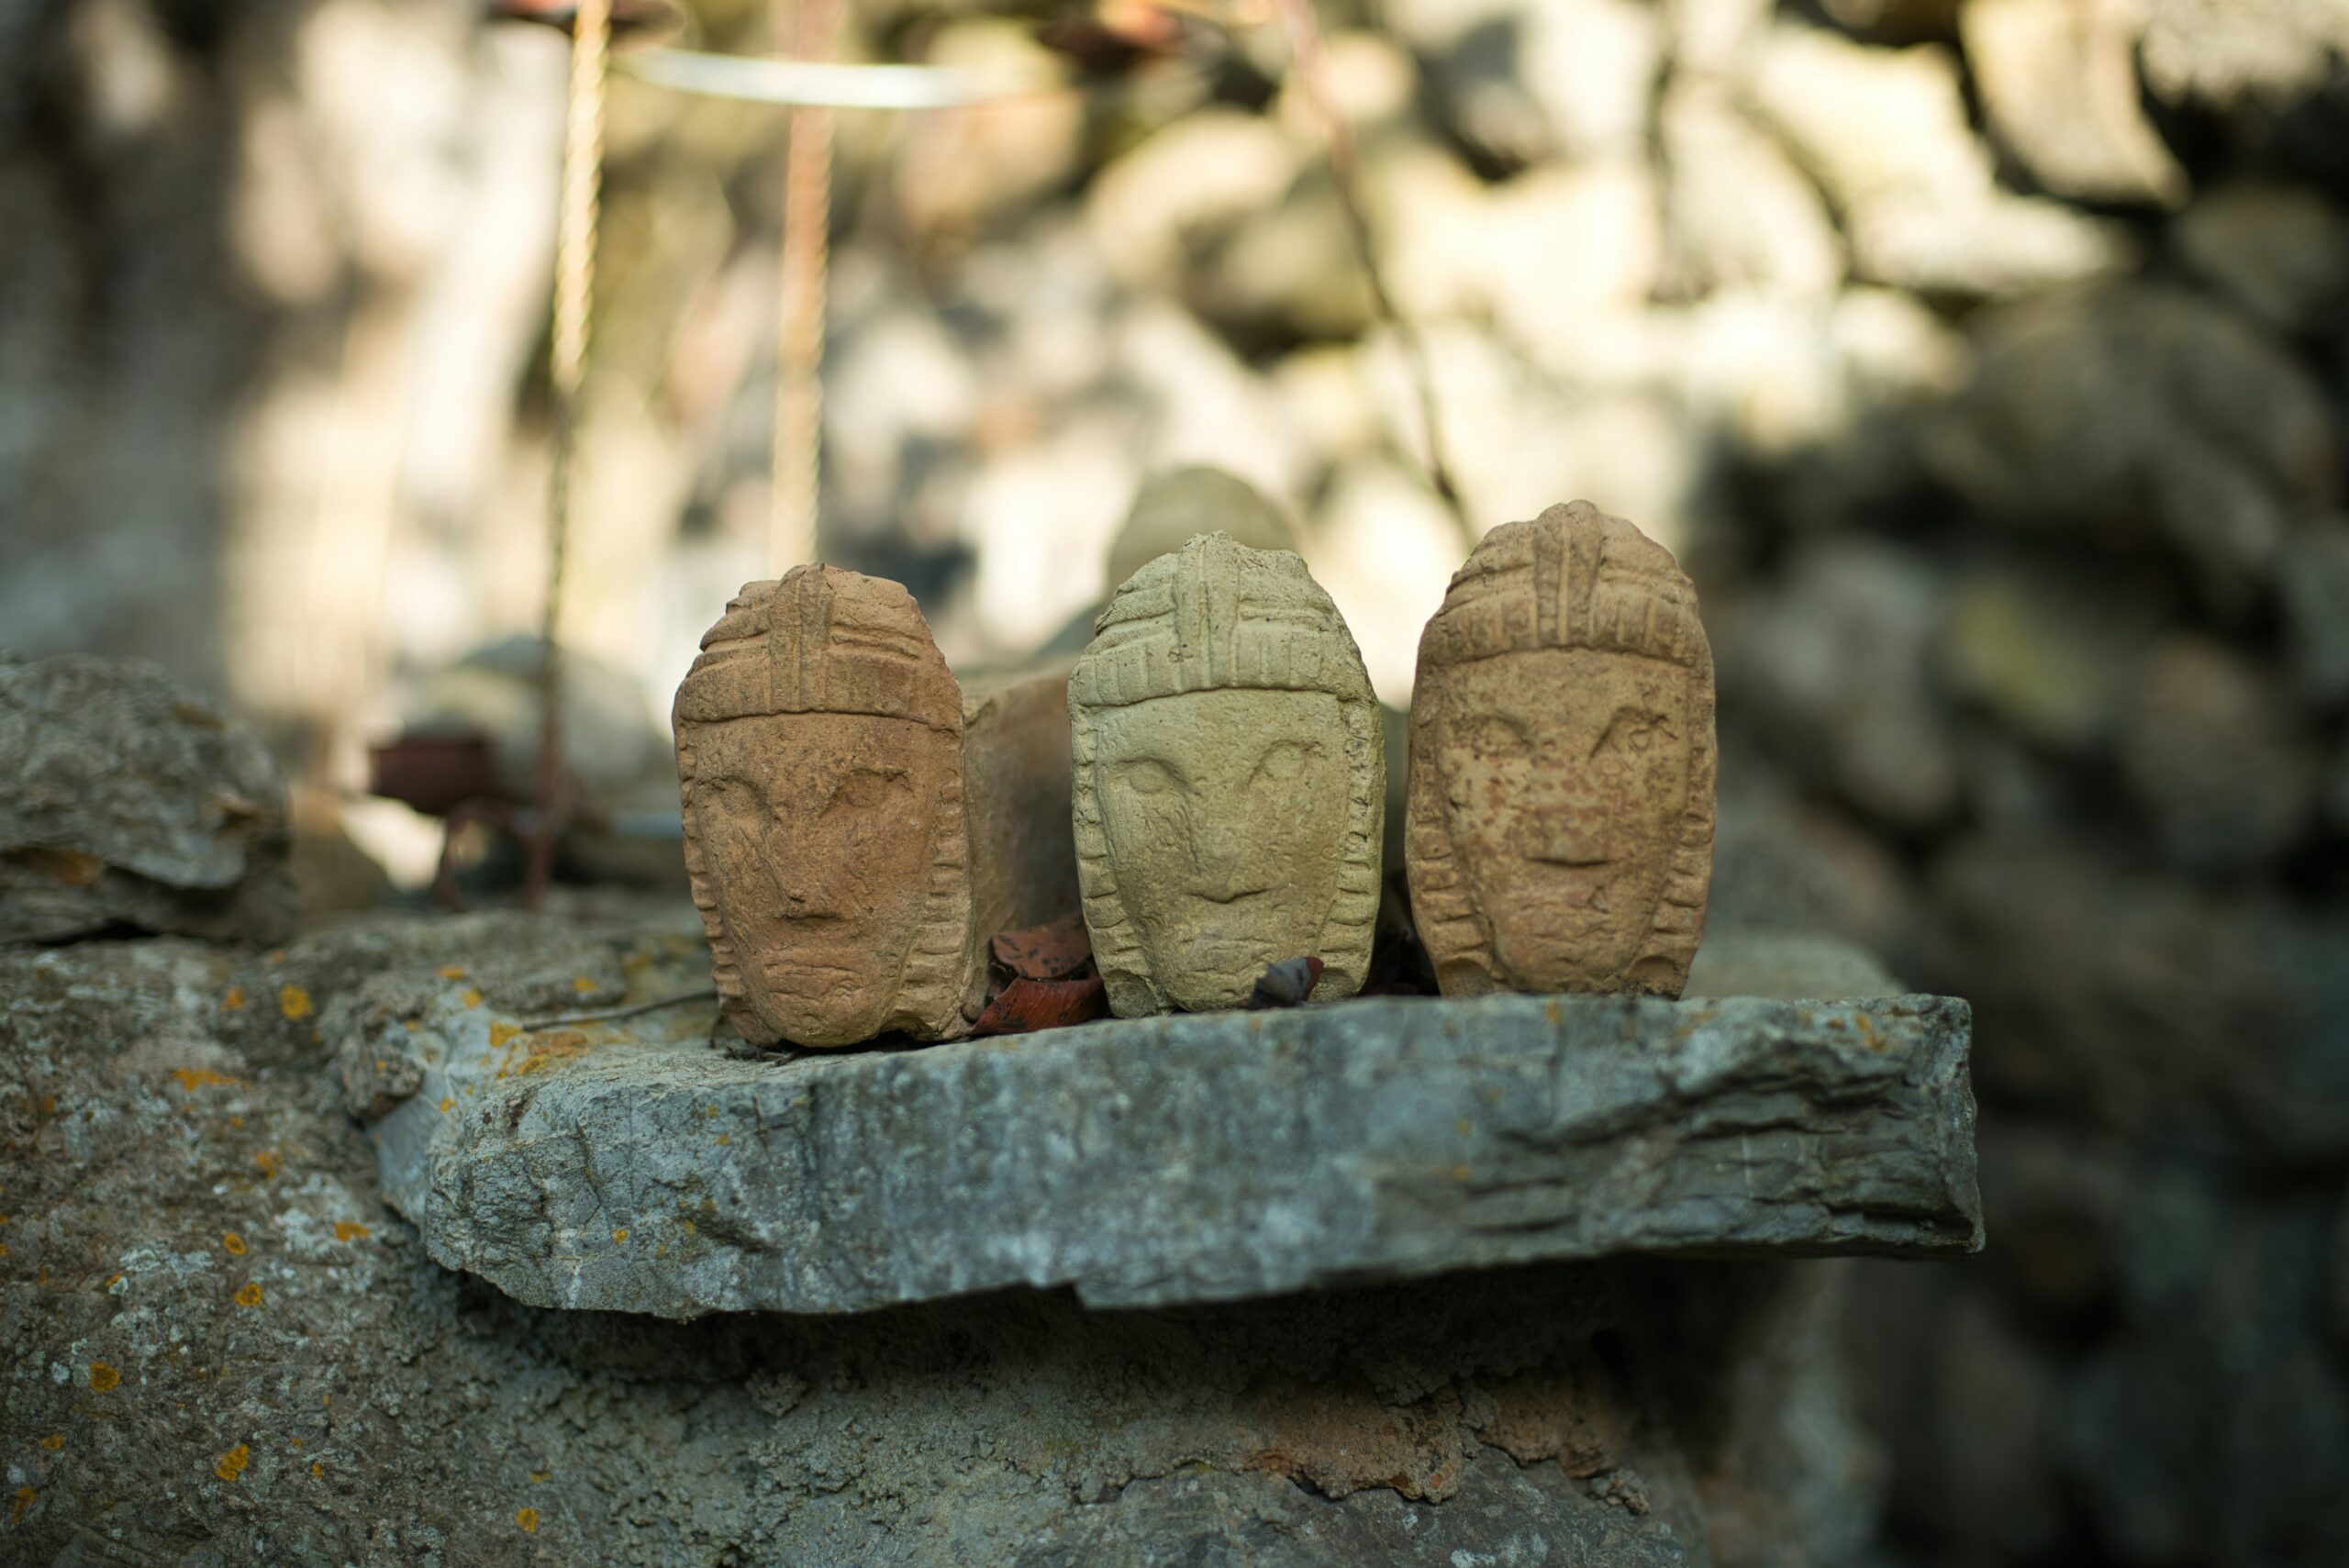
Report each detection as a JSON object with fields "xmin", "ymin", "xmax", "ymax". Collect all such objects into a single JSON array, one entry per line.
[
  {"xmin": 1408, "ymin": 501, "xmax": 1716, "ymax": 998},
  {"xmin": 674, "ymin": 567, "xmax": 974, "ymax": 1046},
  {"xmin": 1069, "ymin": 533, "xmax": 1384, "ymax": 1015}
]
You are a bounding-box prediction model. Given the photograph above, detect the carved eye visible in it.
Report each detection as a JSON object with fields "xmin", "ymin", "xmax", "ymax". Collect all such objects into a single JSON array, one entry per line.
[
  {"xmin": 1596, "ymin": 709, "xmax": 1675, "ymax": 759},
  {"xmin": 1459, "ymin": 714, "xmax": 1531, "ymax": 760},
  {"xmin": 1116, "ymin": 759, "xmax": 1183, "ymax": 797},
  {"xmin": 1252, "ymin": 740, "xmax": 1312, "ymax": 784},
  {"xmin": 829, "ymin": 767, "xmax": 908, "ymax": 810}
]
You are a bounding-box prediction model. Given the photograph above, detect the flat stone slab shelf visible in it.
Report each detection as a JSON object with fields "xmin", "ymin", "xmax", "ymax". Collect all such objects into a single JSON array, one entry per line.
[{"xmin": 345, "ymin": 969, "xmax": 1981, "ymax": 1318}]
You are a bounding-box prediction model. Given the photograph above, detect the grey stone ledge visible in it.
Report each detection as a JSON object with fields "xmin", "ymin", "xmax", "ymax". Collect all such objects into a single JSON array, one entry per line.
[{"xmin": 350, "ymin": 981, "xmax": 1982, "ymax": 1318}]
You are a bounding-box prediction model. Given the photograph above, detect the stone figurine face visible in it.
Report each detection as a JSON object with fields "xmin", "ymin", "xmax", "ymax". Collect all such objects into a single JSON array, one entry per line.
[
  {"xmin": 683, "ymin": 714, "xmax": 953, "ymax": 1042},
  {"xmin": 1432, "ymin": 650, "xmax": 1697, "ymax": 990},
  {"xmin": 1088, "ymin": 689, "xmax": 1349, "ymax": 1010}
]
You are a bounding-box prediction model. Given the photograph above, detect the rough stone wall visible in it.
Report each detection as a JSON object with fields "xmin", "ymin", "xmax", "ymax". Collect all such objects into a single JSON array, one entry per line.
[{"xmin": 5, "ymin": 2, "xmax": 2348, "ymax": 1562}]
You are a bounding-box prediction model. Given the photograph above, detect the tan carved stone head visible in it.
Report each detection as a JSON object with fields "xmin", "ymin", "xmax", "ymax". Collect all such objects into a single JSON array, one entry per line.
[
  {"xmin": 674, "ymin": 566, "xmax": 974, "ymax": 1046},
  {"xmin": 1408, "ymin": 501, "xmax": 1716, "ymax": 998},
  {"xmin": 1069, "ymin": 533, "xmax": 1384, "ymax": 1015}
]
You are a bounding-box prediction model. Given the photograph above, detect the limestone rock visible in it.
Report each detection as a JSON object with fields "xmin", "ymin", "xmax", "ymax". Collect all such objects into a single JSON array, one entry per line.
[
  {"xmin": 2139, "ymin": 0, "xmax": 2349, "ymax": 115},
  {"xmin": 1752, "ymin": 23, "xmax": 2132, "ymax": 297},
  {"xmin": 1716, "ymin": 539, "xmax": 1964, "ymax": 829},
  {"xmin": 2140, "ymin": 0, "xmax": 2349, "ymax": 184},
  {"xmin": 349, "ymin": 972, "xmax": 1980, "ymax": 1318},
  {"xmin": 1820, "ymin": 0, "xmax": 1963, "ymax": 35},
  {"xmin": 1935, "ymin": 559, "xmax": 2159, "ymax": 751},
  {"xmin": 1084, "ymin": 108, "xmax": 1304, "ymax": 293},
  {"xmin": 890, "ymin": 19, "xmax": 1083, "ymax": 239},
  {"xmin": 1961, "ymin": 0, "xmax": 2188, "ymax": 208},
  {"xmin": 2117, "ymin": 637, "xmax": 2321, "ymax": 872},
  {"xmin": 2173, "ymin": 182, "xmax": 2349, "ymax": 336},
  {"xmin": 1922, "ymin": 283, "xmax": 2342, "ymax": 607},
  {"xmin": 2277, "ymin": 520, "xmax": 2349, "ymax": 706},
  {"xmin": 1926, "ymin": 834, "xmax": 2349, "ymax": 1159},
  {"xmin": 1069, "ymin": 534, "xmax": 1383, "ymax": 1015},
  {"xmin": 1408, "ymin": 502, "xmax": 1717, "ymax": 999},
  {"xmin": 0, "ymin": 652, "xmax": 295, "ymax": 944},
  {"xmin": 1396, "ymin": 0, "xmax": 1662, "ymax": 169},
  {"xmin": 1658, "ymin": 83, "xmax": 1843, "ymax": 300}
]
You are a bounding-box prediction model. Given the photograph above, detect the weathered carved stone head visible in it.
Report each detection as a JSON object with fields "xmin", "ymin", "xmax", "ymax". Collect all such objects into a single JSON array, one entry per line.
[
  {"xmin": 674, "ymin": 567, "xmax": 974, "ymax": 1046},
  {"xmin": 1408, "ymin": 501, "xmax": 1716, "ymax": 998},
  {"xmin": 1070, "ymin": 533, "xmax": 1384, "ymax": 1015}
]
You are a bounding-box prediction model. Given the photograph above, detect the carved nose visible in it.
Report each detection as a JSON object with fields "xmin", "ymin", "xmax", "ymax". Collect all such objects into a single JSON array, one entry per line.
[
  {"xmin": 771, "ymin": 836, "xmax": 843, "ymax": 918},
  {"xmin": 1191, "ymin": 839, "xmax": 1267, "ymax": 902}
]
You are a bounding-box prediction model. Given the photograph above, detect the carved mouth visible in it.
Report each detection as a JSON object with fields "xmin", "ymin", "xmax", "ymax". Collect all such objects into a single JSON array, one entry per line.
[{"xmin": 762, "ymin": 960, "xmax": 868, "ymax": 989}]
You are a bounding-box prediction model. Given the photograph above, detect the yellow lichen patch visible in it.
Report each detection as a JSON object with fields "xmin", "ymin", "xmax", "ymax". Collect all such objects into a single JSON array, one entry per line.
[
  {"xmin": 254, "ymin": 1150, "xmax": 282, "ymax": 1179},
  {"xmin": 221, "ymin": 1233, "xmax": 247, "ymax": 1255},
  {"xmin": 9, "ymin": 1487, "xmax": 30, "ymax": 1525},
  {"xmin": 438, "ymin": 1097, "xmax": 456, "ymax": 1114},
  {"xmin": 310, "ymin": 1461, "xmax": 324, "ymax": 1478},
  {"xmin": 715, "ymin": 1134, "xmax": 731, "ymax": 1146},
  {"xmin": 572, "ymin": 975, "xmax": 598, "ymax": 994},
  {"xmin": 439, "ymin": 965, "xmax": 467, "ymax": 981},
  {"xmin": 221, "ymin": 986, "xmax": 246, "ymax": 1011},
  {"xmin": 489, "ymin": 1022, "xmax": 521, "ymax": 1049},
  {"xmin": 231, "ymin": 1115, "xmax": 244, "ymax": 1129},
  {"xmin": 278, "ymin": 984, "xmax": 313, "ymax": 1020},
  {"xmin": 288, "ymin": 1437, "xmax": 302, "ymax": 1448},
  {"xmin": 517, "ymin": 1507, "xmax": 540, "ymax": 1533},
  {"xmin": 1452, "ymin": 1165, "xmax": 1473, "ymax": 1182},
  {"xmin": 234, "ymin": 1283, "xmax": 264, "ymax": 1307},
  {"xmin": 0, "ymin": 1243, "xmax": 8, "ymax": 1258},
  {"xmin": 529, "ymin": 1470, "xmax": 551, "ymax": 1484},
  {"xmin": 171, "ymin": 1068, "xmax": 245, "ymax": 1093},
  {"xmin": 611, "ymin": 1229, "xmax": 629, "ymax": 1245},
  {"xmin": 516, "ymin": 1030, "xmax": 591, "ymax": 1076},
  {"xmin": 104, "ymin": 1273, "xmax": 124, "ymax": 1293},
  {"xmin": 39, "ymin": 1434, "xmax": 61, "ymax": 1451},
  {"xmin": 461, "ymin": 988, "xmax": 484, "ymax": 1009},
  {"xmin": 215, "ymin": 1444, "xmax": 250, "ymax": 1483},
  {"xmin": 89, "ymin": 1362, "xmax": 120, "ymax": 1392},
  {"xmin": 333, "ymin": 1221, "xmax": 372, "ymax": 1242}
]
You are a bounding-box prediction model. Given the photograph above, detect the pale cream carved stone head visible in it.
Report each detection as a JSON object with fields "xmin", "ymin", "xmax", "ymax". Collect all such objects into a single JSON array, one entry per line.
[
  {"xmin": 1070, "ymin": 533, "xmax": 1384, "ymax": 1015},
  {"xmin": 674, "ymin": 567, "xmax": 974, "ymax": 1047},
  {"xmin": 1408, "ymin": 501, "xmax": 1716, "ymax": 998}
]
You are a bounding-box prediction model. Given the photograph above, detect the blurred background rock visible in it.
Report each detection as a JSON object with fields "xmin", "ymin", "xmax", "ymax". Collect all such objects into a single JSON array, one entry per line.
[{"xmin": 3, "ymin": 0, "xmax": 2346, "ymax": 1562}]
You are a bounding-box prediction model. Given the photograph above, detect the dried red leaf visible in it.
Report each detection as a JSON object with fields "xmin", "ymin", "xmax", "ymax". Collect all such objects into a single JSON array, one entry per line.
[
  {"xmin": 990, "ymin": 914, "xmax": 1095, "ymax": 983},
  {"xmin": 972, "ymin": 974, "xmax": 1108, "ymax": 1036}
]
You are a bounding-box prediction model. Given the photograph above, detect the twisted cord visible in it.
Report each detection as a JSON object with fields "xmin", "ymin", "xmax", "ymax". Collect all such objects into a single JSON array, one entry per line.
[
  {"xmin": 1273, "ymin": 0, "xmax": 1475, "ymax": 549},
  {"xmin": 529, "ymin": 0, "xmax": 612, "ymax": 908},
  {"xmin": 771, "ymin": 0, "xmax": 840, "ymax": 573}
]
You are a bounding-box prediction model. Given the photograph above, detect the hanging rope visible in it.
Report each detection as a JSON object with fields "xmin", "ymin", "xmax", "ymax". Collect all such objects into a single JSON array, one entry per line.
[
  {"xmin": 1271, "ymin": 0, "xmax": 1474, "ymax": 549},
  {"xmin": 770, "ymin": 0, "xmax": 841, "ymax": 574},
  {"xmin": 527, "ymin": 0, "xmax": 613, "ymax": 910}
]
